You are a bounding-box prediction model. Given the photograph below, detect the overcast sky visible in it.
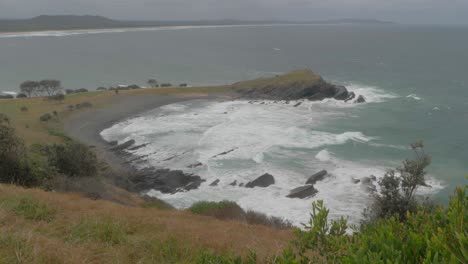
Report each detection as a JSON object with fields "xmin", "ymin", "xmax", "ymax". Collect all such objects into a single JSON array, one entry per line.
[{"xmin": 1, "ymin": 0, "xmax": 468, "ymax": 24}]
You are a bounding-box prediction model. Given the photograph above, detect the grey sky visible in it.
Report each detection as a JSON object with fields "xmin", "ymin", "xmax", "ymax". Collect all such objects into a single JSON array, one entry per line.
[{"xmin": 1, "ymin": 0, "xmax": 467, "ymax": 24}]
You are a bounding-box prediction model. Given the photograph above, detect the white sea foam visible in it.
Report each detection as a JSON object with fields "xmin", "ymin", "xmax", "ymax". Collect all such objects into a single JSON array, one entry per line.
[
  {"xmin": 406, "ymin": 94, "xmax": 422, "ymax": 101},
  {"xmin": 100, "ymin": 85, "xmax": 440, "ymax": 226}
]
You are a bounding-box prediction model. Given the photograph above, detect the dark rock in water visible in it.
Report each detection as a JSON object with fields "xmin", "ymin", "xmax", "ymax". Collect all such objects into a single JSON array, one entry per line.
[
  {"xmin": 224, "ymin": 112, "xmax": 228, "ymax": 114},
  {"xmin": 108, "ymin": 141, "xmax": 118, "ymax": 146},
  {"xmin": 355, "ymin": 95, "xmax": 366, "ymax": 103},
  {"xmin": 111, "ymin": 140, "xmax": 135, "ymax": 151},
  {"xmin": 239, "ymin": 183, "xmax": 244, "ymax": 187},
  {"xmin": 229, "ymin": 180, "xmax": 237, "ymax": 186},
  {"xmin": 130, "ymin": 169, "xmax": 204, "ymax": 194},
  {"xmin": 287, "ymin": 185, "xmax": 318, "ymax": 199},
  {"xmin": 293, "ymin": 102, "xmax": 302, "ymax": 107},
  {"xmin": 245, "ymin": 173, "xmax": 275, "ymax": 188},
  {"xmin": 333, "ymin": 85, "xmax": 349, "ymax": 100},
  {"xmin": 128, "ymin": 143, "xmax": 149, "ymax": 151},
  {"xmin": 187, "ymin": 162, "xmax": 203, "ymax": 168},
  {"xmin": 344, "ymin": 92, "xmax": 356, "ymax": 102},
  {"xmin": 209, "ymin": 179, "xmax": 220, "ymax": 186},
  {"xmin": 306, "ymin": 170, "xmax": 328, "ymax": 185},
  {"xmin": 361, "ymin": 177, "xmax": 372, "ymax": 185},
  {"xmin": 212, "ymin": 148, "xmax": 237, "ymax": 158},
  {"xmin": 369, "ymin": 175, "xmax": 377, "ymax": 181},
  {"xmin": 352, "ymin": 178, "xmax": 361, "ymax": 184}
]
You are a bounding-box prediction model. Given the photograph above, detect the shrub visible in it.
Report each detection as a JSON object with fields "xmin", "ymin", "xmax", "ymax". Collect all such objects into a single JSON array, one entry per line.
[
  {"xmin": 75, "ymin": 88, "xmax": 89, "ymax": 93},
  {"xmin": 0, "ymin": 115, "xmax": 38, "ymax": 187},
  {"xmin": 275, "ymin": 183, "xmax": 468, "ymax": 263},
  {"xmin": 42, "ymin": 141, "xmax": 98, "ymax": 178},
  {"xmin": 365, "ymin": 141, "xmax": 431, "ymax": 222},
  {"xmin": 48, "ymin": 93, "xmax": 65, "ymax": 102},
  {"xmin": 0, "ymin": 94, "xmax": 14, "ymax": 99},
  {"xmin": 96, "ymin": 87, "xmax": 107, "ymax": 91},
  {"xmin": 20, "ymin": 106, "xmax": 28, "ymax": 112},
  {"xmin": 75, "ymin": 102, "xmax": 93, "ymax": 109},
  {"xmin": 16, "ymin": 93, "xmax": 27, "ymax": 98},
  {"xmin": 39, "ymin": 113, "xmax": 52, "ymax": 122},
  {"xmin": 189, "ymin": 200, "xmax": 292, "ymax": 229},
  {"xmin": 160, "ymin": 83, "xmax": 173, "ymax": 87}
]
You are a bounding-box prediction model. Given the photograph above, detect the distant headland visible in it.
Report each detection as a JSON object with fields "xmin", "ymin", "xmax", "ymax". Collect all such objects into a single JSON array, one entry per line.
[{"xmin": 0, "ymin": 15, "xmax": 395, "ymax": 33}]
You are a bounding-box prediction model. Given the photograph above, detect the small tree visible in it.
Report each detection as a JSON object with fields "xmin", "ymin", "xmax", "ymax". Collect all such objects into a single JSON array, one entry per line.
[
  {"xmin": 366, "ymin": 141, "xmax": 431, "ymax": 222},
  {"xmin": 147, "ymin": 79, "xmax": 158, "ymax": 88},
  {"xmin": 19, "ymin": 81, "xmax": 40, "ymax": 97},
  {"xmin": 40, "ymin": 79, "xmax": 62, "ymax": 96}
]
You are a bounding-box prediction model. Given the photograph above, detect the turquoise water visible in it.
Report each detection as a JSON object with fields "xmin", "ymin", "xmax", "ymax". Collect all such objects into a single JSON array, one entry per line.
[{"xmin": 1, "ymin": 24, "xmax": 467, "ymax": 205}]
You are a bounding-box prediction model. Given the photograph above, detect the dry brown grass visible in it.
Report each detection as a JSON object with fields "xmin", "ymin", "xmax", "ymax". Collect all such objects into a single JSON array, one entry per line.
[{"xmin": 0, "ymin": 184, "xmax": 293, "ymax": 263}]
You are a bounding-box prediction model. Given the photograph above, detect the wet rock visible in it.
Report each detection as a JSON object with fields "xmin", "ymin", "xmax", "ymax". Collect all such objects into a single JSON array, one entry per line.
[
  {"xmin": 287, "ymin": 185, "xmax": 318, "ymax": 199},
  {"xmin": 361, "ymin": 177, "xmax": 377, "ymax": 192},
  {"xmin": 212, "ymin": 148, "xmax": 237, "ymax": 158},
  {"xmin": 111, "ymin": 140, "xmax": 135, "ymax": 151},
  {"xmin": 355, "ymin": 95, "xmax": 366, "ymax": 103},
  {"xmin": 130, "ymin": 169, "xmax": 204, "ymax": 194},
  {"xmin": 239, "ymin": 183, "xmax": 244, "ymax": 187},
  {"xmin": 333, "ymin": 85, "xmax": 349, "ymax": 100},
  {"xmin": 229, "ymin": 180, "xmax": 238, "ymax": 186},
  {"xmin": 187, "ymin": 162, "xmax": 203, "ymax": 168},
  {"xmin": 344, "ymin": 92, "xmax": 356, "ymax": 102},
  {"xmin": 352, "ymin": 178, "xmax": 361, "ymax": 184},
  {"xmin": 306, "ymin": 170, "xmax": 328, "ymax": 185},
  {"xmin": 108, "ymin": 141, "xmax": 118, "ymax": 146},
  {"xmin": 245, "ymin": 173, "xmax": 275, "ymax": 188},
  {"xmin": 209, "ymin": 179, "xmax": 220, "ymax": 186},
  {"xmin": 293, "ymin": 102, "xmax": 302, "ymax": 107},
  {"xmin": 128, "ymin": 143, "xmax": 149, "ymax": 151},
  {"xmin": 369, "ymin": 175, "xmax": 377, "ymax": 181}
]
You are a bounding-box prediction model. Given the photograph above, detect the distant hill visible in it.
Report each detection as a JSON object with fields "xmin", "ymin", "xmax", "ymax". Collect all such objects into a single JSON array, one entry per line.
[{"xmin": 0, "ymin": 15, "xmax": 395, "ymax": 33}]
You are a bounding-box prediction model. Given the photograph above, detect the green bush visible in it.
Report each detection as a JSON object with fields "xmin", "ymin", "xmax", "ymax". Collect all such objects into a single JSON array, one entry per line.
[
  {"xmin": 39, "ymin": 113, "xmax": 52, "ymax": 122},
  {"xmin": 275, "ymin": 183, "xmax": 468, "ymax": 263},
  {"xmin": 0, "ymin": 114, "xmax": 38, "ymax": 187},
  {"xmin": 190, "ymin": 200, "xmax": 242, "ymax": 215},
  {"xmin": 42, "ymin": 141, "xmax": 98, "ymax": 178}
]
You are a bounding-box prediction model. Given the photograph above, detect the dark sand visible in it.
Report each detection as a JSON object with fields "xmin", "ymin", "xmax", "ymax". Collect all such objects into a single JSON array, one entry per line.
[{"xmin": 64, "ymin": 94, "xmax": 221, "ymax": 173}]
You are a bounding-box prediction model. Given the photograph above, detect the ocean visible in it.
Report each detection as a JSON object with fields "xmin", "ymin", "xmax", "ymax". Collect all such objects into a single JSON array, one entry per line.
[{"xmin": 2, "ymin": 24, "xmax": 467, "ymax": 225}]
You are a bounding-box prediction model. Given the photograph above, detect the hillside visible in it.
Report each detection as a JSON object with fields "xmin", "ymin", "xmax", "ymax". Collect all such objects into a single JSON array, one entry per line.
[{"xmin": 0, "ymin": 15, "xmax": 395, "ymax": 33}]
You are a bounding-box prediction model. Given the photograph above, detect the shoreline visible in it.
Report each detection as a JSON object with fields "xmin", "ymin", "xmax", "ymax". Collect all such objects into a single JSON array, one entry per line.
[{"xmin": 63, "ymin": 93, "xmax": 226, "ymax": 175}]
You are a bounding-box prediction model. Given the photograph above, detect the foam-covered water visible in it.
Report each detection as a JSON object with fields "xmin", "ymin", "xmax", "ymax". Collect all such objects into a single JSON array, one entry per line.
[{"xmin": 101, "ymin": 85, "xmax": 444, "ymax": 226}]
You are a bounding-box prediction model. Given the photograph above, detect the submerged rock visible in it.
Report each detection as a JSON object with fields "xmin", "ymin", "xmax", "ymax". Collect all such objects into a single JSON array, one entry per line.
[
  {"xmin": 333, "ymin": 85, "xmax": 349, "ymax": 100},
  {"xmin": 293, "ymin": 102, "xmax": 302, "ymax": 107},
  {"xmin": 306, "ymin": 170, "xmax": 328, "ymax": 185},
  {"xmin": 361, "ymin": 177, "xmax": 377, "ymax": 193},
  {"xmin": 229, "ymin": 180, "xmax": 237, "ymax": 186},
  {"xmin": 209, "ymin": 179, "xmax": 220, "ymax": 186},
  {"xmin": 287, "ymin": 185, "xmax": 318, "ymax": 199},
  {"xmin": 245, "ymin": 173, "xmax": 275, "ymax": 188},
  {"xmin": 187, "ymin": 162, "xmax": 203, "ymax": 168},
  {"xmin": 110, "ymin": 140, "xmax": 135, "ymax": 151},
  {"xmin": 130, "ymin": 169, "xmax": 205, "ymax": 194},
  {"xmin": 352, "ymin": 178, "xmax": 361, "ymax": 184}
]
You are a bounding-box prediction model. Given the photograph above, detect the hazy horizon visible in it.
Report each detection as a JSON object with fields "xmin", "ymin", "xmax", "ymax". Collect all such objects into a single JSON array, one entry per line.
[{"xmin": 0, "ymin": 0, "xmax": 467, "ymax": 25}]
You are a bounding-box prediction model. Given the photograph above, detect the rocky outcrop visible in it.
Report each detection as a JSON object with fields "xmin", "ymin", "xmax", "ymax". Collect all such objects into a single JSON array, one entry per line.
[
  {"xmin": 287, "ymin": 185, "xmax": 318, "ymax": 199},
  {"xmin": 130, "ymin": 169, "xmax": 205, "ymax": 194},
  {"xmin": 361, "ymin": 176, "xmax": 377, "ymax": 193},
  {"xmin": 355, "ymin": 95, "xmax": 366, "ymax": 103},
  {"xmin": 229, "ymin": 180, "xmax": 237, "ymax": 186},
  {"xmin": 232, "ymin": 69, "xmax": 351, "ymax": 102},
  {"xmin": 245, "ymin": 173, "xmax": 275, "ymax": 188},
  {"xmin": 306, "ymin": 170, "xmax": 328, "ymax": 185}
]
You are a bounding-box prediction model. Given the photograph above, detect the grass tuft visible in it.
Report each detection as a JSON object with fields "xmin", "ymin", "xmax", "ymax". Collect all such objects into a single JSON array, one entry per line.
[
  {"xmin": 1, "ymin": 196, "xmax": 56, "ymax": 222},
  {"xmin": 68, "ymin": 216, "xmax": 127, "ymax": 246}
]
